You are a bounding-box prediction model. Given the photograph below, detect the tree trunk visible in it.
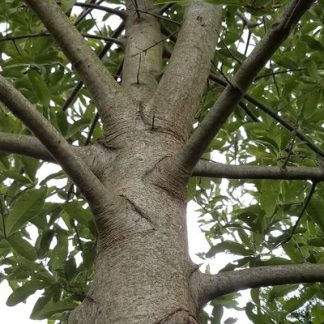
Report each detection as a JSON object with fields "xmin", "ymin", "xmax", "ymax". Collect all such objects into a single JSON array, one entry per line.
[
  {"xmin": 2, "ymin": 1, "xmax": 321, "ymax": 323},
  {"xmin": 70, "ymin": 128, "xmax": 197, "ymax": 323}
]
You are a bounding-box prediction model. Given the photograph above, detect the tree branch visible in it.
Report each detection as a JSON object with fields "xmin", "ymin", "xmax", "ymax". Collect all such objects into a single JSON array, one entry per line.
[
  {"xmin": 0, "ymin": 32, "xmax": 124, "ymax": 46},
  {"xmin": 0, "ymin": 132, "xmax": 101, "ymax": 170},
  {"xmin": 62, "ymin": 22, "xmax": 125, "ymax": 111},
  {"xmin": 74, "ymin": 0, "xmax": 105, "ymax": 26},
  {"xmin": 193, "ymin": 160, "xmax": 324, "ymax": 181},
  {"xmin": 0, "ymin": 132, "xmax": 53, "ymax": 162},
  {"xmin": 151, "ymin": 0, "xmax": 222, "ymax": 140},
  {"xmin": 24, "ymin": 0, "xmax": 132, "ymax": 131},
  {"xmin": 178, "ymin": 0, "xmax": 316, "ymax": 172},
  {"xmin": 209, "ymin": 73, "xmax": 324, "ymax": 158},
  {"xmin": 74, "ymin": 2, "xmax": 127, "ymax": 19},
  {"xmin": 281, "ymin": 181, "xmax": 317, "ymax": 245},
  {"xmin": 0, "ymin": 76, "xmax": 114, "ymax": 209},
  {"xmin": 159, "ymin": 28, "xmax": 324, "ymax": 159},
  {"xmin": 122, "ymin": 0, "xmax": 162, "ymax": 103},
  {"xmin": 191, "ymin": 264, "xmax": 324, "ymax": 307}
]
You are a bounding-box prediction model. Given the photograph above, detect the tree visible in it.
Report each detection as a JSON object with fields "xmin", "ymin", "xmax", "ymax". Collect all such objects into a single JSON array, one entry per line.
[{"xmin": 0, "ymin": 0, "xmax": 324, "ymax": 322}]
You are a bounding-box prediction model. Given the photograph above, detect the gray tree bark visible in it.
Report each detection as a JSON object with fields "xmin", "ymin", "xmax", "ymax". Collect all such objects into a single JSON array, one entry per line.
[{"xmin": 0, "ymin": 0, "xmax": 322, "ymax": 323}]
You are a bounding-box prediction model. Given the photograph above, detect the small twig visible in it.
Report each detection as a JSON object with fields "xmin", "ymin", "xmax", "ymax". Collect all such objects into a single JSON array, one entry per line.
[
  {"xmin": 12, "ymin": 39, "xmax": 22, "ymax": 56},
  {"xmin": 128, "ymin": 8, "xmax": 181, "ymax": 25},
  {"xmin": 282, "ymin": 128, "xmax": 297, "ymax": 169},
  {"xmin": 244, "ymin": 30, "xmax": 251, "ymax": 56},
  {"xmin": 85, "ymin": 113, "xmax": 99, "ymax": 145},
  {"xmin": 233, "ymin": 133, "xmax": 238, "ymax": 165},
  {"xmin": 208, "ymin": 72, "xmax": 324, "ymax": 159},
  {"xmin": 0, "ymin": 197, "xmax": 7, "ymax": 239},
  {"xmin": 90, "ymin": 12, "xmax": 103, "ymax": 35},
  {"xmin": 216, "ymin": 29, "xmax": 242, "ymax": 65},
  {"xmin": 75, "ymin": 0, "xmax": 106, "ymax": 25},
  {"xmin": 63, "ymin": 82, "xmax": 83, "ymax": 112},
  {"xmin": 131, "ymin": 30, "xmax": 179, "ymax": 57},
  {"xmin": 62, "ymin": 3, "xmax": 172, "ymax": 115},
  {"xmin": 74, "ymin": 2, "xmax": 126, "ymax": 19},
  {"xmin": 62, "ymin": 23, "xmax": 125, "ymax": 111},
  {"xmin": 238, "ymin": 101, "xmax": 259, "ymax": 122},
  {"xmin": 236, "ymin": 10, "xmax": 261, "ymax": 29},
  {"xmin": 215, "ymin": 67, "xmax": 236, "ymax": 89},
  {"xmin": 270, "ymin": 60, "xmax": 280, "ymax": 96},
  {"xmin": 282, "ymin": 181, "xmax": 317, "ymax": 245},
  {"xmin": 66, "ymin": 184, "xmax": 83, "ymax": 252},
  {"xmin": 72, "ymin": 220, "xmax": 83, "ymax": 252},
  {"xmin": 255, "ymin": 68, "xmax": 305, "ymax": 80}
]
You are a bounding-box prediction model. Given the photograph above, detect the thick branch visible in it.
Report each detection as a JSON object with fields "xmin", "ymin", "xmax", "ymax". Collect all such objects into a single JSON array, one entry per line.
[
  {"xmin": 192, "ymin": 264, "xmax": 324, "ymax": 307},
  {"xmin": 24, "ymin": 0, "xmax": 132, "ymax": 131},
  {"xmin": 151, "ymin": 0, "xmax": 222, "ymax": 140},
  {"xmin": 0, "ymin": 132, "xmax": 53, "ymax": 162},
  {"xmin": 179, "ymin": 0, "xmax": 316, "ymax": 172},
  {"xmin": 0, "ymin": 76, "xmax": 113, "ymax": 209},
  {"xmin": 0, "ymin": 32, "xmax": 123, "ymax": 46},
  {"xmin": 122, "ymin": 0, "xmax": 162, "ymax": 103},
  {"xmin": 193, "ymin": 160, "xmax": 324, "ymax": 181},
  {"xmin": 62, "ymin": 22, "xmax": 125, "ymax": 111},
  {"xmin": 159, "ymin": 28, "xmax": 324, "ymax": 159}
]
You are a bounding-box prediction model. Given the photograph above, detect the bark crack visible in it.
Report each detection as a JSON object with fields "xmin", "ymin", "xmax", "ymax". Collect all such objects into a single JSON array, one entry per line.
[
  {"xmin": 155, "ymin": 307, "xmax": 197, "ymax": 324},
  {"xmin": 121, "ymin": 195, "xmax": 157, "ymax": 230}
]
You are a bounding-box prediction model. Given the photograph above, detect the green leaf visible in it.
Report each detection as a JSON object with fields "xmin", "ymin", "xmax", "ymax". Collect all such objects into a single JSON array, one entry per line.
[
  {"xmin": 0, "ymin": 170, "xmax": 31, "ymax": 184},
  {"xmin": 55, "ymin": 111, "xmax": 69, "ymax": 136},
  {"xmin": 82, "ymin": 241, "xmax": 95, "ymax": 269},
  {"xmin": 63, "ymin": 201, "xmax": 93, "ymax": 225},
  {"xmin": 60, "ymin": 0, "xmax": 77, "ymax": 12},
  {"xmin": 206, "ymin": 241, "xmax": 253, "ymax": 257},
  {"xmin": 28, "ymin": 70, "xmax": 50, "ymax": 107},
  {"xmin": 307, "ymin": 197, "xmax": 324, "ymax": 233},
  {"xmin": 268, "ymin": 284, "xmax": 299, "ymax": 302},
  {"xmin": 21, "ymin": 156, "xmax": 39, "ymax": 181},
  {"xmin": 283, "ymin": 287, "xmax": 316, "ymax": 314},
  {"xmin": 50, "ymin": 230, "xmax": 68, "ymax": 270},
  {"xmin": 6, "ymin": 188, "xmax": 46, "ymax": 236},
  {"xmin": 7, "ymin": 234, "xmax": 37, "ymax": 261},
  {"xmin": 64, "ymin": 257, "xmax": 77, "ymax": 281},
  {"xmin": 302, "ymin": 91, "xmax": 321, "ymax": 119},
  {"xmin": 6, "ymin": 280, "xmax": 46, "ymax": 306},
  {"xmin": 301, "ymin": 35, "xmax": 324, "ymax": 51},
  {"xmin": 38, "ymin": 230, "xmax": 55, "ymax": 258},
  {"xmin": 211, "ymin": 304, "xmax": 223, "ymax": 324},
  {"xmin": 32, "ymin": 299, "xmax": 78, "ymax": 320},
  {"xmin": 212, "ymin": 292, "xmax": 241, "ymax": 308},
  {"xmin": 311, "ymin": 304, "xmax": 324, "ymax": 324},
  {"xmin": 30, "ymin": 295, "xmax": 52, "ymax": 320}
]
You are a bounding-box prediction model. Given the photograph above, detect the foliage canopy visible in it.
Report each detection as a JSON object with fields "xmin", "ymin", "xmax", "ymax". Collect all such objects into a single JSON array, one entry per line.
[{"xmin": 0, "ymin": 0, "xmax": 324, "ymax": 323}]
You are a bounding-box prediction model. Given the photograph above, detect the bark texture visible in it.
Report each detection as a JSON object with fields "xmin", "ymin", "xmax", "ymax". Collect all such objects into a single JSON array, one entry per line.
[
  {"xmin": 0, "ymin": 0, "xmax": 320, "ymax": 323},
  {"xmin": 69, "ymin": 113, "xmax": 197, "ymax": 323}
]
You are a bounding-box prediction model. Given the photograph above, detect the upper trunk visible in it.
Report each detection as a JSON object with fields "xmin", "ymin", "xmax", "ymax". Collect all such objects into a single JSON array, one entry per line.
[{"xmin": 69, "ymin": 124, "xmax": 198, "ymax": 323}]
